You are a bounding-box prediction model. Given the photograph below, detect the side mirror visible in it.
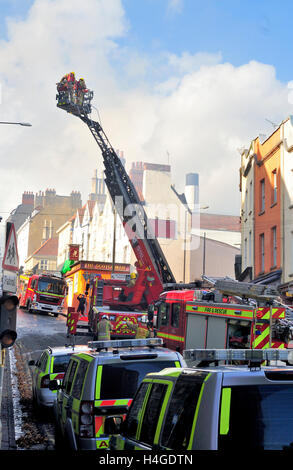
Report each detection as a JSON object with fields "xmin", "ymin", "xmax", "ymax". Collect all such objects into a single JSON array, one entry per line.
[
  {"xmin": 49, "ymin": 379, "xmax": 61, "ymax": 391},
  {"xmin": 104, "ymin": 416, "xmax": 123, "ymax": 435},
  {"xmin": 28, "ymin": 360, "xmax": 35, "ymax": 366}
]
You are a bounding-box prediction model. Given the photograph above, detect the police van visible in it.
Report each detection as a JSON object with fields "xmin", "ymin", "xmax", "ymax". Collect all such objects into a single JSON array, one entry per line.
[
  {"xmin": 107, "ymin": 348, "xmax": 293, "ymax": 451},
  {"xmin": 49, "ymin": 338, "xmax": 185, "ymax": 450}
]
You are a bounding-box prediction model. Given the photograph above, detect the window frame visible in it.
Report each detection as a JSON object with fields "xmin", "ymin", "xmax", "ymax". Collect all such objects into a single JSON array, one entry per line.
[
  {"xmin": 63, "ymin": 359, "xmax": 78, "ymax": 395},
  {"xmin": 260, "ymin": 178, "xmax": 265, "ymax": 212},
  {"xmin": 123, "ymin": 381, "xmax": 152, "ymax": 441},
  {"xmin": 157, "ymin": 302, "xmax": 170, "ymax": 328},
  {"xmin": 171, "ymin": 303, "xmax": 180, "ymax": 328},
  {"xmin": 137, "ymin": 380, "xmax": 173, "ymax": 446},
  {"xmin": 159, "ymin": 372, "xmax": 207, "ymax": 450}
]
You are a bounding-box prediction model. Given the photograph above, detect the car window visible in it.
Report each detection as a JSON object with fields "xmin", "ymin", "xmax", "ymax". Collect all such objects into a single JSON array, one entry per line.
[
  {"xmin": 171, "ymin": 303, "xmax": 180, "ymax": 328},
  {"xmin": 71, "ymin": 360, "xmax": 89, "ymax": 400},
  {"xmin": 52, "ymin": 354, "xmax": 73, "ymax": 373},
  {"xmin": 139, "ymin": 383, "xmax": 168, "ymax": 445},
  {"xmin": 40, "ymin": 352, "xmax": 48, "ymax": 373},
  {"xmin": 161, "ymin": 374, "xmax": 204, "ymax": 450},
  {"xmin": 35, "ymin": 352, "xmax": 44, "ymax": 368},
  {"xmin": 218, "ymin": 384, "xmax": 293, "ymax": 450},
  {"xmin": 63, "ymin": 360, "xmax": 78, "ymax": 395},
  {"xmin": 100, "ymin": 361, "xmax": 177, "ymax": 399},
  {"xmin": 124, "ymin": 382, "xmax": 150, "ymax": 439},
  {"xmin": 158, "ymin": 303, "xmax": 169, "ymax": 327}
]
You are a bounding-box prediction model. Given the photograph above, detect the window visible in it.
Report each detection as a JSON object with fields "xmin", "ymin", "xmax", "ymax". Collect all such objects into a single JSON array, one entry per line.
[
  {"xmin": 39, "ymin": 352, "xmax": 48, "ymax": 372},
  {"xmin": 272, "ymin": 170, "xmax": 277, "ymax": 204},
  {"xmin": 248, "ymin": 231, "xmax": 252, "ymax": 266},
  {"xmin": 71, "ymin": 360, "xmax": 89, "ymax": 399},
  {"xmin": 158, "ymin": 302, "xmax": 170, "ymax": 328},
  {"xmin": 218, "ymin": 385, "xmax": 293, "ymax": 450},
  {"xmin": 124, "ymin": 382, "xmax": 150, "ymax": 439},
  {"xmin": 52, "ymin": 354, "xmax": 73, "ymax": 373},
  {"xmin": 38, "ymin": 278, "xmax": 66, "ymax": 295},
  {"xmin": 161, "ymin": 373, "xmax": 206, "ymax": 450},
  {"xmin": 63, "ymin": 360, "xmax": 78, "ymax": 394},
  {"xmin": 271, "ymin": 226, "xmax": 277, "ymax": 267},
  {"xmin": 140, "ymin": 383, "xmax": 168, "ymax": 445},
  {"xmin": 171, "ymin": 303, "xmax": 180, "ymax": 328},
  {"xmin": 40, "ymin": 259, "xmax": 48, "ymax": 271},
  {"xmin": 100, "ymin": 361, "xmax": 176, "ymax": 399},
  {"xmin": 260, "ymin": 233, "xmax": 265, "ymax": 273},
  {"xmin": 249, "ymin": 181, "xmax": 253, "ymax": 212},
  {"xmin": 260, "ymin": 179, "xmax": 265, "ymax": 212},
  {"xmin": 149, "ymin": 219, "xmax": 176, "ymax": 239}
]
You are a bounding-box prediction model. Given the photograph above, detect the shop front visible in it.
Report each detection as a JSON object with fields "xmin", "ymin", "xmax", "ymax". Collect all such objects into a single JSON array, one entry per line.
[{"xmin": 64, "ymin": 260, "xmax": 130, "ymax": 320}]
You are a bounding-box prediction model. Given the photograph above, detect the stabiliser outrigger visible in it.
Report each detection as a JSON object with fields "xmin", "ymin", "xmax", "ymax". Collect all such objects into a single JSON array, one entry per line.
[{"xmin": 56, "ymin": 78, "xmax": 176, "ymax": 312}]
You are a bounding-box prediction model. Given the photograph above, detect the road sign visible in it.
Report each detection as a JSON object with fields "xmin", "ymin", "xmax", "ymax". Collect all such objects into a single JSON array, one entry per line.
[
  {"xmin": 2, "ymin": 271, "xmax": 17, "ymax": 293},
  {"xmin": 2, "ymin": 224, "xmax": 19, "ymax": 272}
]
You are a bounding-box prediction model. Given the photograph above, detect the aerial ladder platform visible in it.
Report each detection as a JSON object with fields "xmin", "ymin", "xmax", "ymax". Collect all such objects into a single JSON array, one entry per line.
[{"xmin": 56, "ymin": 79, "xmax": 176, "ymax": 310}]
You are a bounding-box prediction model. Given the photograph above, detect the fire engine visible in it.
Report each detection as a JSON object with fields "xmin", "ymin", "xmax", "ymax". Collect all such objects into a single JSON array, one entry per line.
[
  {"xmin": 153, "ymin": 277, "xmax": 293, "ymax": 354},
  {"xmin": 56, "ymin": 77, "xmax": 176, "ymax": 338},
  {"xmin": 18, "ymin": 273, "xmax": 67, "ymax": 317}
]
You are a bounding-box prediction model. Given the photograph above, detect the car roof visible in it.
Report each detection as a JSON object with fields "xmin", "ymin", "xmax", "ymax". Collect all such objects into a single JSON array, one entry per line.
[
  {"xmin": 144, "ymin": 365, "xmax": 293, "ymax": 382},
  {"xmin": 45, "ymin": 344, "xmax": 91, "ymax": 356},
  {"xmin": 72, "ymin": 346, "xmax": 181, "ymax": 361}
]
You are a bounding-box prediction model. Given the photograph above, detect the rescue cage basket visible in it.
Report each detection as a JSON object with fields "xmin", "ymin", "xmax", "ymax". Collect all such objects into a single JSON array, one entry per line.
[
  {"xmin": 88, "ymin": 337, "xmax": 163, "ymax": 351},
  {"xmin": 183, "ymin": 348, "xmax": 293, "ymax": 364}
]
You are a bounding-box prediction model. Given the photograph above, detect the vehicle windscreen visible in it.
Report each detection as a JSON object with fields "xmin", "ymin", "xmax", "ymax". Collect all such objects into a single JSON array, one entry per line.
[
  {"xmin": 99, "ymin": 361, "xmax": 176, "ymax": 399},
  {"xmin": 38, "ymin": 279, "xmax": 66, "ymax": 295},
  {"xmin": 218, "ymin": 384, "xmax": 293, "ymax": 450},
  {"xmin": 52, "ymin": 355, "xmax": 72, "ymax": 373}
]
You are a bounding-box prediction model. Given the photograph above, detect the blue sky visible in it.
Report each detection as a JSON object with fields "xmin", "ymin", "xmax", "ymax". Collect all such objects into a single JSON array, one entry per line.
[
  {"xmin": 120, "ymin": 0, "xmax": 293, "ymax": 83},
  {"xmin": 0, "ymin": 0, "xmax": 292, "ymax": 82}
]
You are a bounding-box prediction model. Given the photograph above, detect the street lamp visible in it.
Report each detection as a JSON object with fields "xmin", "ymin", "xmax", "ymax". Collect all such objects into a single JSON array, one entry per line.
[{"xmin": 0, "ymin": 121, "xmax": 32, "ymax": 126}]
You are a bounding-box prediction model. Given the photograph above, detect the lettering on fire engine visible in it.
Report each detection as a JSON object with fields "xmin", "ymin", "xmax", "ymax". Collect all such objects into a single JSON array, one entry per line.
[{"xmin": 204, "ymin": 307, "xmax": 228, "ymax": 314}]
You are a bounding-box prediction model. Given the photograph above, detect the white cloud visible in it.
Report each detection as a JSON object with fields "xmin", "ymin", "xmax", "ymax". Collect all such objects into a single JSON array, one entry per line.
[
  {"xmin": 0, "ymin": 0, "xmax": 291, "ymax": 223},
  {"xmin": 167, "ymin": 0, "xmax": 183, "ymax": 15}
]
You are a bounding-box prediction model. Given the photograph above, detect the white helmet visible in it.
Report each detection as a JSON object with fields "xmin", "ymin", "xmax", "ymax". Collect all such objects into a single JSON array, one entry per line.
[{"xmin": 102, "ymin": 315, "xmax": 109, "ymax": 320}]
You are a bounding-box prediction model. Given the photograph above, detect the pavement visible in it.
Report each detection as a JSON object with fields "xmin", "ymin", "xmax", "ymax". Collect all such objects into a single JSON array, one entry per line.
[{"xmin": 1, "ymin": 350, "xmax": 17, "ymax": 450}]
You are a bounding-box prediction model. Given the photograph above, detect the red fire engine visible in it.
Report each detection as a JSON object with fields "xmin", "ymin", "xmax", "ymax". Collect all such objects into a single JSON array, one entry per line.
[
  {"xmin": 18, "ymin": 273, "xmax": 67, "ymax": 317},
  {"xmin": 152, "ymin": 278, "xmax": 292, "ymax": 354}
]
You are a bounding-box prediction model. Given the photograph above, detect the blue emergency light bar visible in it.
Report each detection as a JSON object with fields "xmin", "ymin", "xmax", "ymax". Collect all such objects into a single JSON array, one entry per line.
[
  {"xmin": 183, "ymin": 348, "xmax": 293, "ymax": 364},
  {"xmin": 88, "ymin": 338, "xmax": 163, "ymax": 350}
]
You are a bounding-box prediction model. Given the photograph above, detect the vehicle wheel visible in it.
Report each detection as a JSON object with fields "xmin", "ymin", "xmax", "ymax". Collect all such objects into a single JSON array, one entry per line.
[{"xmin": 53, "ymin": 313, "xmax": 59, "ymax": 318}]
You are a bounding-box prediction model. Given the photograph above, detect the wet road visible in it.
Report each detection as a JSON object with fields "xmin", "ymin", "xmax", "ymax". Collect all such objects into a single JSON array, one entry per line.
[
  {"xmin": 16, "ymin": 307, "xmax": 88, "ymax": 358},
  {"xmin": 11, "ymin": 308, "xmax": 89, "ymax": 450}
]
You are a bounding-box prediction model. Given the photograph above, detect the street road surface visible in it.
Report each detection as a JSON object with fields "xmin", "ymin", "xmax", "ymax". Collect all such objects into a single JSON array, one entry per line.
[{"xmin": 11, "ymin": 307, "xmax": 89, "ymax": 449}]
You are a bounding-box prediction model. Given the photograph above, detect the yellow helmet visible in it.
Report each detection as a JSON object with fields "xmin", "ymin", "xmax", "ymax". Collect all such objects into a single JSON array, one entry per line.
[
  {"xmin": 80, "ymin": 78, "xmax": 84, "ymax": 81},
  {"xmin": 130, "ymin": 272, "xmax": 137, "ymax": 279}
]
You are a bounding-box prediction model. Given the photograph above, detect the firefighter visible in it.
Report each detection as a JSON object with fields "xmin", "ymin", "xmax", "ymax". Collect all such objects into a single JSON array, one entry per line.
[
  {"xmin": 77, "ymin": 293, "xmax": 86, "ymax": 315},
  {"xmin": 127, "ymin": 272, "xmax": 137, "ymax": 287},
  {"xmin": 76, "ymin": 78, "xmax": 87, "ymax": 106},
  {"xmin": 125, "ymin": 320, "xmax": 152, "ymax": 339},
  {"xmin": 97, "ymin": 314, "xmax": 113, "ymax": 341},
  {"xmin": 66, "ymin": 71, "xmax": 76, "ymax": 103}
]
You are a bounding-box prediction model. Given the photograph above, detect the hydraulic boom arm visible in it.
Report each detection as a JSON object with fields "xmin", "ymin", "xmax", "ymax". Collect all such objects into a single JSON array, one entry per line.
[{"xmin": 57, "ymin": 83, "xmax": 176, "ymax": 307}]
